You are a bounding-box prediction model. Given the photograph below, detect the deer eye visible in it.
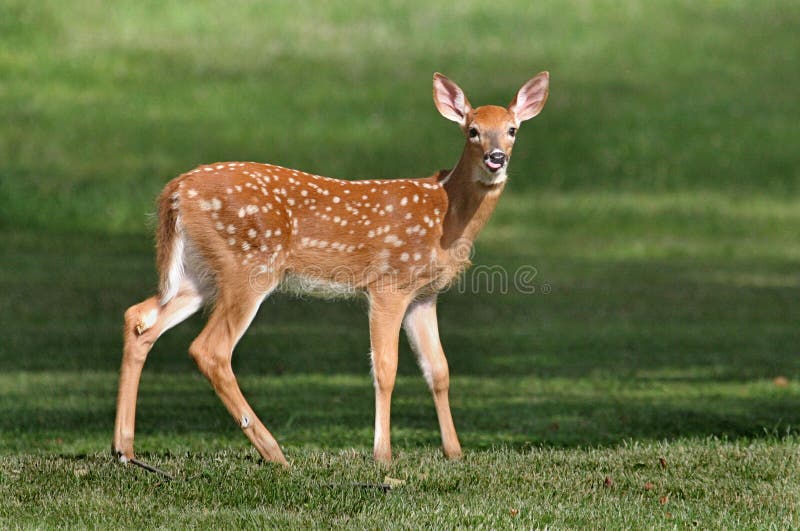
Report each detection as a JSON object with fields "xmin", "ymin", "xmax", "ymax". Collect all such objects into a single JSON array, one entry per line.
[
  {"xmin": 468, "ymin": 127, "xmax": 479, "ymax": 138},
  {"xmin": 508, "ymin": 127, "xmax": 517, "ymax": 137}
]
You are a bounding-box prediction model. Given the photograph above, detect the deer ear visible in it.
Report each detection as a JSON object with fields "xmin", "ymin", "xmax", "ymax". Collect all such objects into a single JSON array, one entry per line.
[
  {"xmin": 509, "ymin": 71, "xmax": 549, "ymax": 122},
  {"xmin": 433, "ymin": 73, "xmax": 472, "ymax": 125}
]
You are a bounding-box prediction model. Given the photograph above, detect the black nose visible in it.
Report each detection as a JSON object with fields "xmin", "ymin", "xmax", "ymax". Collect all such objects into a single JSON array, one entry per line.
[{"xmin": 487, "ymin": 152, "xmax": 506, "ymax": 164}]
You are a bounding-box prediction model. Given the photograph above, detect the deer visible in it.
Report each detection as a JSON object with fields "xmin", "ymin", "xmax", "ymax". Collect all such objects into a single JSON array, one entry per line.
[{"xmin": 112, "ymin": 71, "xmax": 549, "ymax": 470}]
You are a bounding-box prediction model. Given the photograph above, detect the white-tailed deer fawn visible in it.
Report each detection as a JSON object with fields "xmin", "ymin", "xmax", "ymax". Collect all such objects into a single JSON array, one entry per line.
[{"xmin": 113, "ymin": 72, "xmax": 549, "ymax": 468}]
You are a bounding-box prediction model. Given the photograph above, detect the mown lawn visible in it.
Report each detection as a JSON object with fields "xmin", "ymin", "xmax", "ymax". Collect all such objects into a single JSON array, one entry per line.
[{"xmin": 2, "ymin": 0, "xmax": 800, "ymax": 527}]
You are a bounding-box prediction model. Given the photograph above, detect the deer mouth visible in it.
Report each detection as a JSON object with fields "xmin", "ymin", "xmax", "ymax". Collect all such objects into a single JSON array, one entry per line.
[{"xmin": 485, "ymin": 160, "xmax": 504, "ymax": 172}]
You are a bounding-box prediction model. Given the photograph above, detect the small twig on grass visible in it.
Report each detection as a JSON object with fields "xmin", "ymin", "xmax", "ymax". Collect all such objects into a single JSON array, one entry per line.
[{"xmin": 129, "ymin": 458, "xmax": 174, "ymax": 481}]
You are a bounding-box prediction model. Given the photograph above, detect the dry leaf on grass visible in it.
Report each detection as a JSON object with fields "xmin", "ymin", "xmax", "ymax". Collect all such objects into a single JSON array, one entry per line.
[{"xmin": 383, "ymin": 476, "xmax": 406, "ymax": 487}]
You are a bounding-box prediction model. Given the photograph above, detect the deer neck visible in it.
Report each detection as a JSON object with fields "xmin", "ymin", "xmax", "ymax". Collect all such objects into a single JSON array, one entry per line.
[{"xmin": 440, "ymin": 148, "xmax": 507, "ymax": 250}]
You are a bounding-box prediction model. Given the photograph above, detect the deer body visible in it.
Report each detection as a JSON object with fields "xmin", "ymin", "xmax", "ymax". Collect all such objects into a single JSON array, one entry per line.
[
  {"xmin": 167, "ymin": 166, "xmax": 458, "ymax": 299},
  {"xmin": 113, "ymin": 72, "xmax": 549, "ymax": 467}
]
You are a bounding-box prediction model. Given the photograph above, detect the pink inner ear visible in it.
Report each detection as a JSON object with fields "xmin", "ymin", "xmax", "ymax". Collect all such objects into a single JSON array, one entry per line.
[
  {"xmin": 435, "ymin": 79, "xmax": 468, "ymax": 122},
  {"xmin": 511, "ymin": 73, "xmax": 549, "ymax": 122},
  {"xmin": 436, "ymin": 85, "xmax": 461, "ymax": 111}
]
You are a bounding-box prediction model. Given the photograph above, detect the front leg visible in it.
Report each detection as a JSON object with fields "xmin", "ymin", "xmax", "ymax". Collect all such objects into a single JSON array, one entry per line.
[
  {"xmin": 403, "ymin": 295, "xmax": 462, "ymax": 459},
  {"xmin": 368, "ymin": 290, "xmax": 411, "ymax": 463}
]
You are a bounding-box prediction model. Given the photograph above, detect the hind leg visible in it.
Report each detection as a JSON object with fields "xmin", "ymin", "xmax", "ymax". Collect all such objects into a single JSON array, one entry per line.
[
  {"xmin": 188, "ymin": 279, "xmax": 288, "ymax": 466},
  {"xmin": 112, "ymin": 283, "xmax": 204, "ymax": 461}
]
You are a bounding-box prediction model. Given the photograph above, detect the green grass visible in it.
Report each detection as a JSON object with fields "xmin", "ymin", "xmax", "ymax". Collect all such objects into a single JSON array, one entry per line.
[
  {"xmin": 2, "ymin": 0, "xmax": 800, "ymax": 527},
  {"xmin": 3, "ymin": 191, "xmax": 800, "ymax": 527},
  {"xmin": 3, "ymin": 442, "xmax": 799, "ymax": 527}
]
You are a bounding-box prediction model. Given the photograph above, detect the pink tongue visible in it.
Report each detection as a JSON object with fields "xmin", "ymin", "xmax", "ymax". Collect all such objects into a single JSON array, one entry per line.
[{"xmin": 486, "ymin": 160, "xmax": 502, "ymax": 170}]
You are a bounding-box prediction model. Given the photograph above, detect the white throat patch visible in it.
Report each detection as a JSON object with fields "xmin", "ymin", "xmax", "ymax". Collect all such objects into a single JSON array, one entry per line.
[{"xmin": 472, "ymin": 166, "xmax": 508, "ymax": 186}]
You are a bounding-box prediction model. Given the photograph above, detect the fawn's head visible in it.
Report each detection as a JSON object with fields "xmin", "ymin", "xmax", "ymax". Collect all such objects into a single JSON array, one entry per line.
[{"xmin": 433, "ymin": 72, "xmax": 549, "ymax": 186}]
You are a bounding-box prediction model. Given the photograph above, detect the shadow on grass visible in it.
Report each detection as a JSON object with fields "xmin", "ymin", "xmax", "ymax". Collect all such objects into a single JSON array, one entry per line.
[
  {"xmin": 2, "ymin": 229, "xmax": 799, "ymax": 451},
  {"xmin": 1, "ymin": 370, "xmax": 799, "ymax": 453}
]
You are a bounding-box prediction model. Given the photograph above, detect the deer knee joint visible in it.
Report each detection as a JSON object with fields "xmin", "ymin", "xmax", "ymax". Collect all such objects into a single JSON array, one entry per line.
[
  {"xmin": 188, "ymin": 342, "xmax": 211, "ymax": 371},
  {"xmin": 429, "ymin": 363, "xmax": 450, "ymax": 393}
]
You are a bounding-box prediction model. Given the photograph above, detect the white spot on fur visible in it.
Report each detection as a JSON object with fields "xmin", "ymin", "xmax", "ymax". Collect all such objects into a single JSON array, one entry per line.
[{"xmin": 384, "ymin": 235, "xmax": 403, "ymax": 247}]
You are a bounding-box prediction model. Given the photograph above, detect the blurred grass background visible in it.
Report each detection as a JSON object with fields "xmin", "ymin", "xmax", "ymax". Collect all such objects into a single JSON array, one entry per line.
[
  {"xmin": 1, "ymin": 0, "xmax": 800, "ymax": 526},
  {"xmin": 1, "ymin": 0, "xmax": 798, "ymax": 232}
]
